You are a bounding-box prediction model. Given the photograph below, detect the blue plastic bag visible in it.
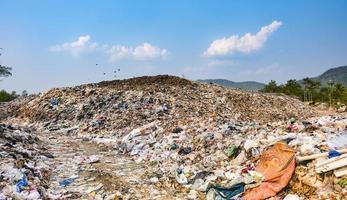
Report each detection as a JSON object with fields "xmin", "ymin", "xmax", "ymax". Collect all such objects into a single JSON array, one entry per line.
[
  {"xmin": 16, "ymin": 176, "xmax": 28, "ymax": 192},
  {"xmin": 206, "ymin": 182, "xmax": 245, "ymax": 200},
  {"xmin": 59, "ymin": 178, "xmax": 74, "ymax": 187},
  {"xmin": 328, "ymin": 150, "xmax": 341, "ymax": 158}
]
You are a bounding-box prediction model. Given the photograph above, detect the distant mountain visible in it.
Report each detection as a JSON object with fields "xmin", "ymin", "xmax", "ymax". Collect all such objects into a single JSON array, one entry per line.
[
  {"xmin": 198, "ymin": 79, "xmax": 265, "ymax": 91},
  {"xmin": 310, "ymin": 65, "xmax": 347, "ymax": 86},
  {"xmin": 199, "ymin": 65, "xmax": 347, "ymax": 91}
]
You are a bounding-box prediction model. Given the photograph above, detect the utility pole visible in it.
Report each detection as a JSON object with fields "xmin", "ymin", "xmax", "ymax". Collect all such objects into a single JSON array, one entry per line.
[
  {"xmin": 303, "ymin": 81, "xmax": 307, "ymax": 102},
  {"xmin": 328, "ymin": 80, "xmax": 334, "ymax": 108}
]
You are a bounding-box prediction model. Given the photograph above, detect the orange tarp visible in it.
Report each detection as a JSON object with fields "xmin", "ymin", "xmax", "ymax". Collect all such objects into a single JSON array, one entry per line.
[{"xmin": 243, "ymin": 142, "xmax": 296, "ymax": 200}]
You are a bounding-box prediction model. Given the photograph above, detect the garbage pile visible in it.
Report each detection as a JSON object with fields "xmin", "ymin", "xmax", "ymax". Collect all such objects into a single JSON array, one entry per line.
[
  {"xmin": 2, "ymin": 75, "xmax": 347, "ymax": 199},
  {"xmin": 88, "ymin": 114, "xmax": 344, "ymax": 199},
  {"xmin": 16, "ymin": 75, "xmax": 313, "ymax": 134},
  {"xmin": 0, "ymin": 123, "xmax": 140, "ymax": 199},
  {"xmin": 0, "ymin": 124, "xmax": 52, "ymax": 199},
  {"xmin": 0, "ymin": 96, "xmax": 36, "ymax": 121}
]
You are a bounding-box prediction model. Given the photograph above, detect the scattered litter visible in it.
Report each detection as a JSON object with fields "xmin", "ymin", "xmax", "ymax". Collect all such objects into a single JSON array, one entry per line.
[
  {"xmin": 1, "ymin": 76, "xmax": 346, "ymax": 199},
  {"xmin": 85, "ymin": 155, "xmax": 100, "ymax": 164},
  {"xmin": 327, "ymin": 132, "xmax": 347, "ymax": 149}
]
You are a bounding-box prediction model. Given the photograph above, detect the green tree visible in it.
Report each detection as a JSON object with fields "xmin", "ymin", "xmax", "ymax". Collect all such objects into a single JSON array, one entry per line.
[
  {"xmin": 0, "ymin": 50, "xmax": 17, "ymax": 102},
  {"xmin": 0, "ymin": 65, "xmax": 12, "ymax": 80},
  {"xmin": 10, "ymin": 91, "xmax": 18, "ymax": 97},
  {"xmin": 303, "ymin": 78, "xmax": 321, "ymax": 102},
  {"xmin": 332, "ymin": 83, "xmax": 346, "ymax": 103},
  {"xmin": 318, "ymin": 87, "xmax": 330, "ymax": 102},
  {"xmin": 22, "ymin": 90, "xmax": 28, "ymax": 97},
  {"xmin": 261, "ymin": 80, "xmax": 280, "ymax": 93},
  {"xmin": 282, "ymin": 79, "xmax": 304, "ymax": 99},
  {"xmin": 261, "ymin": 77, "xmax": 347, "ymax": 106},
  {"xmin": 0, "ymin": 90, "xmax": 16, "ymax": 102}
]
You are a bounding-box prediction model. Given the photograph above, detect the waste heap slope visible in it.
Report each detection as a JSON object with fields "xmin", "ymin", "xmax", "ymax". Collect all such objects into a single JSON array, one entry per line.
[
  {"xmin": 0, "ymin": 96, "xmax": 36, "ymax": 121},
  {"xmin": 17, "ymin": 75, "xmax": 313, "ymax": 133},
  {"xmin": 0, "ymin": 124, "xmax": 53, "ymax": 199}
]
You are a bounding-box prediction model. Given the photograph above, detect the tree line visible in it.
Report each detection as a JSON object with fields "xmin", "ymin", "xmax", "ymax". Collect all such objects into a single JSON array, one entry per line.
[
  {"xmin": 0, "ymin": 47, "xmax": 29, "ymax": 102},
  {"xmin": 0, "ymin": 65, "xmax": 28, "ymax": 102},
  {"xmin": 260, "ymin": 78, "xmax": 347, "ymax": 106}
]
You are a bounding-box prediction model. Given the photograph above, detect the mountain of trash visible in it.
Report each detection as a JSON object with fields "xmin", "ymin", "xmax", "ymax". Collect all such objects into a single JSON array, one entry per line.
[
  {"xmin": 0, "ymin": 96, "xmax": 36, "ymax": 121},
  {"xmin": 0, "ymin": 124, "xmax": 53, "ymax": 199},
  {"xmin": 16, "ymin": 75, "xmax": 312, "ymax": 134},
  {"xmin": 3, "ymin": 75, "xmax": 347, "ymax": 200}
]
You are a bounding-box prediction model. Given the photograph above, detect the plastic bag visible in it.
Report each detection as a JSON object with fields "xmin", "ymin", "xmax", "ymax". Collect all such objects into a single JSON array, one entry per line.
[{"xmin": 243, "ymin": 142, "xmax": 296, "ymax": 200}]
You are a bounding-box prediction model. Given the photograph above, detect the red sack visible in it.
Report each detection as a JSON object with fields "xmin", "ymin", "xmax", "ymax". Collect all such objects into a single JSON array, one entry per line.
[{"xmin": 243, "ymin": 142, "xmax": 296, "ymax": 200}]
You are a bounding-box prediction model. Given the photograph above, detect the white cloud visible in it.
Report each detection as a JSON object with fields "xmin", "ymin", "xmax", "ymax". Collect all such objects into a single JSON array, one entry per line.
[
  {"xmin": 203, "ymin": 20, "xmax": 282, "ymax": 57},
  {"xmin": 49, "ymin": 35, "xmax": 98, "ymax": 56},
  {"xmin": 107, "ymin": 43, "xmax": 168, "ymax": 62},
  {"xmin": 50, "ymin": 36, "xmax": 168, "ymax": 62}
]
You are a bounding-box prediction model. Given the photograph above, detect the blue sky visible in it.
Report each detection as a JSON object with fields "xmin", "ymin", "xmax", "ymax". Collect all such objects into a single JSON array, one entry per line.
[{"xmin": 0, "ymin": 0, "xmax": 347, "ymax": 93}]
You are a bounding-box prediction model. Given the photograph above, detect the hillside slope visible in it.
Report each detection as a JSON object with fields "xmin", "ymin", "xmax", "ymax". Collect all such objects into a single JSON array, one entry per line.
[
  {"xmin": 311, "ymin": 65, "xmax": 347, "ymax": 86},
  {"xmin": 198, "ymin": 79, "xmax": 265, "ymax": 91}
]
